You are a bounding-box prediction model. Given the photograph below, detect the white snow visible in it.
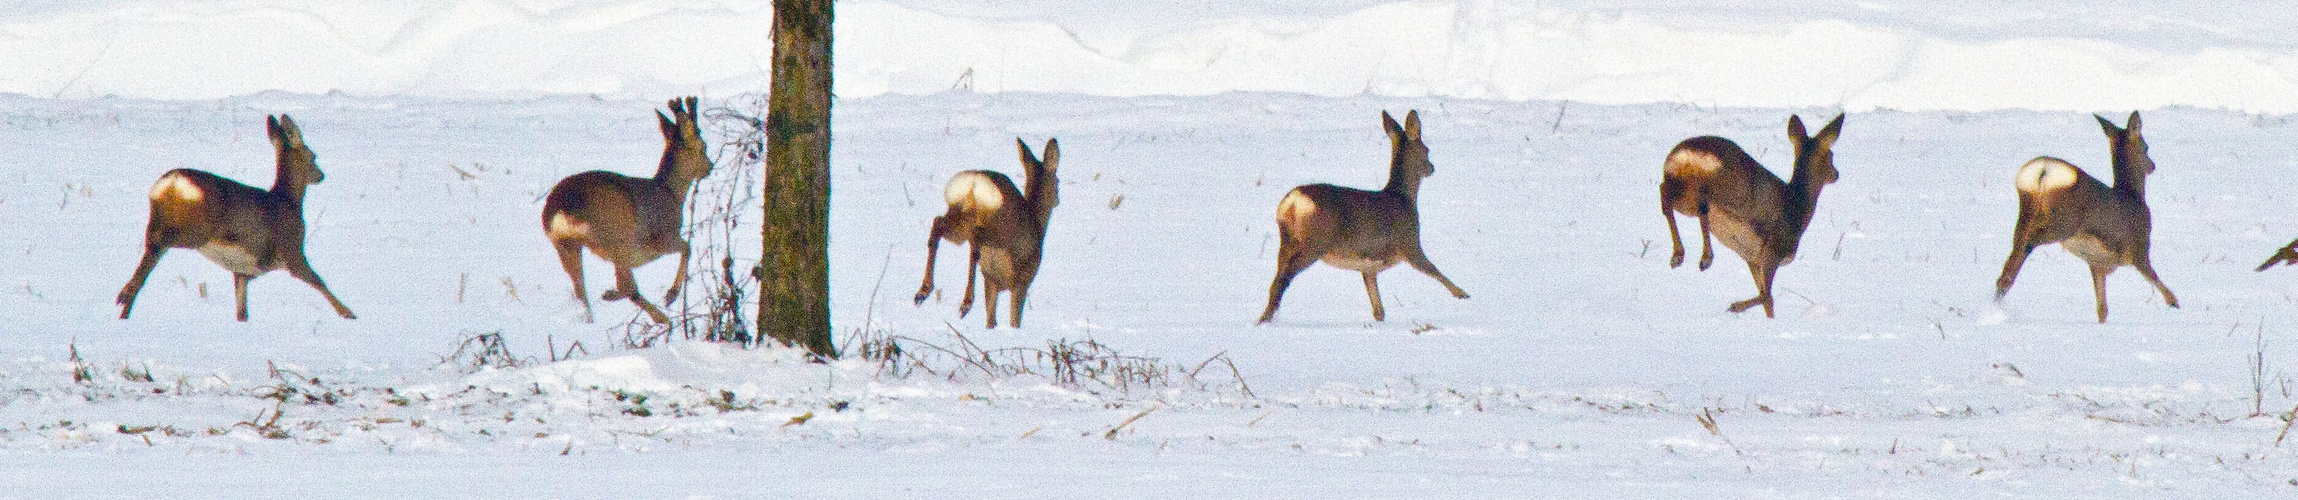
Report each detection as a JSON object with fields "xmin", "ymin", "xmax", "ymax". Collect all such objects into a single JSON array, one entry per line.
[
  {"xmin": 11, "ymin": 1, "xmax": 2298, "ymax": 112},
  {"xmin": 6, "ymin": 0, "xmax": 2298, "ymax": 497}
]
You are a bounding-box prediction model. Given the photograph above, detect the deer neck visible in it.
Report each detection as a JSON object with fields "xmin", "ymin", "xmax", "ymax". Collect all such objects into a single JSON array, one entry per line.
[
  {"xmin": 1781, "ymin": 168, "xmax": 1830, "ymax": 234},
  {"xmin": 654, "ymin": 153, "xmax": 704, "ymax": 206},
  {"xmin": 2110, "ymin": 149, "xmax": 2151, "ymax": 198},
  {"xmin": 1022, "ymin": 167, "xmax": 1057, "ymax": 229},
  {"xmin": 1381, "ymin": 153, "xmax": 1427, "ymax": 203},
  {"xmin": 270, "ymin": 156, "xmax": 312, "ymax": 202}
]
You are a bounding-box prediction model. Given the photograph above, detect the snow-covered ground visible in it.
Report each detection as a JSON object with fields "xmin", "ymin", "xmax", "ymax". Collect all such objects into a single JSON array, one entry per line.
[{"xmin": 6, "ymin": 1, "xmax": 2298, "ymax": 497}]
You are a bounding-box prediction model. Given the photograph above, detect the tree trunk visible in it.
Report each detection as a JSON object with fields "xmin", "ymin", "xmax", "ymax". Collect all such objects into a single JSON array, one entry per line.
[{"xmin": 760, "ymin": 0, "xmax": 835, "ymax": 358}]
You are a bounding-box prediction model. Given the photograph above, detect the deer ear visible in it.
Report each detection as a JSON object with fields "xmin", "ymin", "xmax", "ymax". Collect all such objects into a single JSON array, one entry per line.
[
  {"xmin": 1015, "ymin": 137, "xmax": 1037, "ymax": 165},
  {"xmin": 1402, "ymin": 110, "xmax": 1422, "ymax": 140},
  {"xmin": 658, "ymin": 110, "xmax": 678, "ymax": 142},
  {"xmin": 1040, "ymin": 138, "xmax": 1059, "ymax": 171},
  {"xmin": 1381, "ymin": 111, "xmax": 1402, "ymax": 139},
  {"xmin": 2125, "ymin": 110, "xmax": 2141, "ymax": 133},
  {"xmin": 279, "ymin": 115, "xmax": 304, "ymax": 146},
  {"xmin": 1787, "ymin": 115, "xmax": 1809, "ymax": 141},
  {"xmin": 1814, "ymin": 113, "xmax": 1845, "ymax": 150},
  {"xmin": 266, "ymin": 115, "xmax": 285, "ymax": 148},
  {"xmin": 2095, "ymin": 113, "xmax": 2121, "ymax": 136}
]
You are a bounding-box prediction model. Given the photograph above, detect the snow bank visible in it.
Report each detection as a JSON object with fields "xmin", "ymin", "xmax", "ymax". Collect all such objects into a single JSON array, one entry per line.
[{"xmin": 10, "ymin": 1, "xmax": 2298, "ymax": 111}]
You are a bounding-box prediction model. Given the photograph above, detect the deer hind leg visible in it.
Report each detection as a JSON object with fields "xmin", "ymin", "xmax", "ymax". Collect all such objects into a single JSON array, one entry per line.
[
  {"xmin": 614, "ymin": 266, "xmax": 672, "ymax": 325},
  {"xmin": 1728, "ymin": 258, "xmax": 1777, "ymax": 318},
  {"xmin": 958, "ymin": 244, "xmax": 981, "ymax": 318},
  {"xmin": 1256, "ymin": 234, "xmax": 1324, "ymax": 324},
  {"xmin": 232, "ymin": 273, "xmax": 253, "ymax": 322},
  {"xmin": 116, "ymin": 242, "xmax": 172, "ymax": 319},
  {"xmin": 2132, "ymin": 253, "xmax": 2179, "ymax": 309},
  {"xmin": 285, "ymin": 254, "xmax": 356, "ymax": 319},
  {"xmin": 553, "ymin": 240, "xmax": 593, "ymax": 322},
  {"xmin": 1405, "ymin": 247, "xmax": 1469, "ymax": 299},
  {"xmin": 1664, "ymin": 208, "xmax": 1688, "ymax": 268},
  {"xmin": 1361, "ymin": 271, "xmax": 1387, "ymax": 322},
  {"xmin": 1994, "ymin": 244, "xmax": 2036, "ymax": 301},
  {"xmin": 1694, "ymin": 202, "xmax": 1716, "ymax": 271},
  {"xmin": 914, "ymin": 216, "xmax": 952, "ymax": 305},
  {"xmin": 2088, "ymin": 264, "xmax": 2114, "ymax": 323}
]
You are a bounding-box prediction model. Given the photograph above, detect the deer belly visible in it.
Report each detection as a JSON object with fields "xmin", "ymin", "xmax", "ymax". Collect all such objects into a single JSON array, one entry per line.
[
  {"xmin": 1707, "ymin": 213, "xmax": 1767, "ymax": 260},
  {"xmin": 2060, "ymin": 235, "xmax": 2122, "ymax": 266},
  {"xmin": 978, "ymin": 247, "xmax": 1018, "ymax": 282},
  {"xmin": 1321, "ymin": 253, "xmax": 1398, "ymax": 272},
  {"xmin": 196, "ymin": 242, "xmax": 267, "ymax": 275}
]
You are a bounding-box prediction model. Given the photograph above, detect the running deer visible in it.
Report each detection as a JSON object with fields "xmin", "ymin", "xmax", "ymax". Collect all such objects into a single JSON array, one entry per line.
[
  {"xmin": 1257, "ymin": 110, "xmax": 1469, "ymax": 324},
  {"xmin": 1994, "ymin": 111, "xmax": 2178, "ymax": 322},
  {"xmin": 115, "ymin": 115, "xmax": 357, "ymax": 321},
  {"xmin": 1659, "ymin": 113, "xmax": 1844, "ymax": 318},
  {"xmin": 912, "ymin": 138, "xmax": 1060, "ymax": 329},
  {"xmin": 541, "ymin": 96, "xmax": 711, "ymax": 324}
]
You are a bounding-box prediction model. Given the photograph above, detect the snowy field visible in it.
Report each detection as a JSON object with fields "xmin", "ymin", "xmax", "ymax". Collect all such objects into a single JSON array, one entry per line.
[{"xmin": 7, "ymin": 1, "xmax": 2298, "ymax": 498}]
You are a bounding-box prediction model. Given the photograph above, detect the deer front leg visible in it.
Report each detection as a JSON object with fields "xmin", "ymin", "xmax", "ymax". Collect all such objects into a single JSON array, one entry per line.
[
  {"xmin": 1361, "ymin": 271, "xmax": 1386, "ymax": 322},
  {"xmin": 914, "ymin": 216, "xmax": 950, "ymax": 305},
  {"xmin": 2133, "ymin": 257, "xmax": 2179, "ymax": 309},
  {"xmin": 116, "ymin": 244, "xmax": 169, "ymax": 319},
  {"xmin": 661, "ymin": 241, "xmax": 692, "ymax": 304},
  {"xmin": 1728, "ymin": 258, "xmax": 1777, "ymax": 318},
  {"xmin": 285, "ymin": 255, "xmax": 357, "ymax": 320},
  {"xmin": 553, "ymin": 240, "xmax": 594, "ymax": 322},
  {"xmin": 1405, "ymin": 248, "xmax": 1469, "ymax": 299},
  {"xmin": 615, "ymin": 265, "xmax": 672, "ymax": 325},
  {"xmin": 233, "ymin": 273, "xmax": 253, "ymax": 322},
  {"xmin": 2088, "ymin": 264, "xmax": 2114, "ymax": 323}
]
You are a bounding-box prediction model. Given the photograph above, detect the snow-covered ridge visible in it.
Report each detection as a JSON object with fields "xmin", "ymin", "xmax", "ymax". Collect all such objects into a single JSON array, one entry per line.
[{"xmin": 9, "ymin": 0, "xmax": 2298, "ymax": 111}]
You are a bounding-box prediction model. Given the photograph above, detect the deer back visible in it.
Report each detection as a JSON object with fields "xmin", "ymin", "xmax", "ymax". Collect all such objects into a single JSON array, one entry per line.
[{"xmin": 2013, "ymin": 157, "xmax": 2147, "ymax": 255}]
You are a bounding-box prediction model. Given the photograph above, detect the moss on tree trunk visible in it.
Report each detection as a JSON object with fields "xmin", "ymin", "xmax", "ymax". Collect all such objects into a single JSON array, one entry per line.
[{"xmin": 760, "ymin": 0, "xmax": 835, "ymax": 357}]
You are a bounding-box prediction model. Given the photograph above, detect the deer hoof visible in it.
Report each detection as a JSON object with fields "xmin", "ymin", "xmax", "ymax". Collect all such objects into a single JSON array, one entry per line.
[{"xmin": 602, "ymin": 289, "xmax": 628, "ymax": 301}]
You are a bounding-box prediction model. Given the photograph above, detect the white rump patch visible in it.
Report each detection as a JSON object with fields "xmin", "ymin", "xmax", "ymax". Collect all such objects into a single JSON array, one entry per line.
[
  {"xmin": 147, "ymin": 172, "xmax": 203, "ymax": 202},
  {"xmin": 1275, "ymin": 190, "xmax": 1316, "ymax": 221},
  {"xmin": 196, "ymin": 242, "xmax": 263, "ymax": 275},
  {"xmin": 944, "ymin": 171, "xmax": 1005, "ymax": 210},
  {"xmin": 2014, "ymin": 157, "xmax": 2078, "ymax": 193},
  {"xmin": 546, "ymin": 212, "xmax": 590, "ymax": 240},
  {"xmin": 1666, "ymin": 149, "xmax": 1723, "ymax": 174}
]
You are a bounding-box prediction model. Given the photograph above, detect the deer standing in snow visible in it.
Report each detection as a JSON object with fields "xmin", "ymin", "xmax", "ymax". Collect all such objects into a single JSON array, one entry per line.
[
  {"xmin": 913, "ymin": 138, "xmax": 1061, "ymax": 329},
  {"xmin": 115, "ymin": 115, "xmax": 357, "ymax": 321},
  {"xmin": 1257, "ymin": 110, "xmax": 1469, "ymax": 324},
  {"xmin": 1659, "ymin": 114, "xmax": 1844, "ymax": 318},
  {"xmin": 1994, "ymin": 111, "xmax": 2178, "ymax": 322},
  {"xmin": 541, "ymin": 97, "xmax": 712, "ymax": 324}
]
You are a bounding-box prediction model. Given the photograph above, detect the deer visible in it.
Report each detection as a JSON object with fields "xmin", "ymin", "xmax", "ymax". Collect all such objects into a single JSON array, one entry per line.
[
  {"xmin": 541, "ymin": 96, "xmax": 712, "ymax": 325},
  {"xmin": 1994, "ymin": 111, "xmax": 2178, "ymax": 322},
  {"xmin": 1659, "ymin": 113, "xmax": 1844, "ymax": 318},
  {"xmin": 1257, "ymin": 110, "xmax": 1469, "ymax": 324},
  {"xmin": 115, "ymin": 115, "xmax": 357, "ymax": 322},
  {"xmin": 912, "ymin": 138, "xmax": 1060, "ymax": 329}
]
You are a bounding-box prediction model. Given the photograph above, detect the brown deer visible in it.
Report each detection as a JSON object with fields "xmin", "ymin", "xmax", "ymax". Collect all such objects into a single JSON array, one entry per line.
[
  {"xmin": 541, "ymin": 96, "xmax": 712, "ymax": 324},
  {"xmin": 1659, "ymin": 113, "xmax": 1844, "ymax": 318},
  {"xmin": 1994, "ymin": 111, "xmax": 2178, "ymax": 322},
  {"xmin": 912, "ymin": 138, "xmax": 1060, "ymax": 329},
  {"xmin": 115, "ymin": 115, "xmax": 357, "ymax": 321},
  {"xmin": 1257, "ymin": 110, "xmax": 1469, "ymax": 324}
]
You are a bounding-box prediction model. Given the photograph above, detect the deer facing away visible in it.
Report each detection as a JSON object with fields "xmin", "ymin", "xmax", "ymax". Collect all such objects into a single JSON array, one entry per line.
[
  {"xmin": 1659, "ymin": 113, "xmax": 1844, "ymax": 318},
  {"xmin": 115, "ymin": 115, "xmax": 357, "ymax": 321},
  {"xmin": 541, "ymin": 96, "xmax": 712, "ymax": 324},
  {"xmin": 1257, "ymin": 110, "xmax": 1469, "ymax": 324},
  {"xmin": 1994, "ymin": 111, "xmax": 2178, "ymax": 322},
  {"xmin": 913, "ymin": 138, "xmax": 1060, "ymax": 329}
]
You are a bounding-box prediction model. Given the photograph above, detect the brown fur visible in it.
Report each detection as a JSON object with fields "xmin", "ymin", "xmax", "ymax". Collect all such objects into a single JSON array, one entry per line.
[
  {"xmin": 2260, "ymin": 238, "xmax": 2298, "ymax": 272},
  {"xmin": 541, "ymin": 96, "xmax": 712, "ymax": 324},
  {"xmin": 913, "ymin": 138, "xmax": 1061, "ymax": 328},
  {"xmin": 1994, "ymin": 111, "xmax": 2177, "ymax": 322},
  {"xmin": 1257, "ymin": 110, "xmax": 1468, "ymax": 324},
  {"xmin": 115, "ymin": 115, "xmax": 356, "ymax": 321},
  {"xmin": 1659, "ymin": 113, "xmax": 1844, "ymax": 318}
]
